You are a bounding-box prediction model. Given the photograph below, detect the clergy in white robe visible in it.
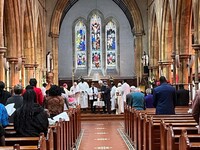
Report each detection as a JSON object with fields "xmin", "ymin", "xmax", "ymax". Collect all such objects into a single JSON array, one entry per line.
[
  {"xmin": 78, "ymin": 78, "xmax": 89, "ymax": 108},
  {"xmin": 115, "ymin": 82, "xmax": 123, "ymax": 114},
  {"xmin": 121, "ymin": 80, "xmax": 130, "ymax": 113},
  {"xmin": 110, "ymin": 83, "xmax": 117, "ymax": 111},
  {"xmin": 70, "ymin": 82, "xmax": 80, "ymax": 105}
]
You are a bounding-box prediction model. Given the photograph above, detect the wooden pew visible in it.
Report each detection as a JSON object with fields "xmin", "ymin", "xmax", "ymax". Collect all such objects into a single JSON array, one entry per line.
[
  {"xmin": 46, "ymin": 127, "xmax": 54, "ymax": 150},
  {"xmin": 160, "ymin": 118, "xmax": 196, "ymax": 150},
  {"xmin": 149, "ymin": 118, "xmax": 197, "ymax": 150},
  {"xmin": 5, "ymin": 126, "xmax": 16, "ymax": 137},
  {"xmin": 139, "ymin": 114, "xmax": 192, "ymax": 150},
  {"xmin": 166, "ymin": 125, "xmax": 198, "ymax": 150},
  {"xmin": 1, "ymin": 133, "xmax": 46, "ymax": 150},
  {"xmin": 0, "ymin": 144, "xmax": 38, "ymax": 150},
  {"xmin": 179, "ymin": 129, "xmax": 200, "ymax": 150},
  {"xmin": 5, "ymin": 137, "xmax": 39, "ymax": 146}
]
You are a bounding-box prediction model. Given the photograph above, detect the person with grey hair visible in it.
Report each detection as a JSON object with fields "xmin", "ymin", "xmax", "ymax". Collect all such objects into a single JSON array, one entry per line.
[
  {"xmin": 6, "ymin": 84, "xmax": 23, "ymax": 123},
  {"xmin": 130, "ymin": 87, "xmax": 145, "ymax": 110},
  {"xmin": 144, "ymin": 88, "xmax": 154, "ymax": 108}
]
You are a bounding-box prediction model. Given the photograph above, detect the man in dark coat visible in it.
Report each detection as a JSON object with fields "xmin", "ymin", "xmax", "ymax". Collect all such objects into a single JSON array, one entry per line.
[
  {"xmin": 176, "ymin": 84, "xmax": 189, "ymax": 106},
  {"xmin": 153, "ymin": 76, "xmax": 176, "ymax": 115}
]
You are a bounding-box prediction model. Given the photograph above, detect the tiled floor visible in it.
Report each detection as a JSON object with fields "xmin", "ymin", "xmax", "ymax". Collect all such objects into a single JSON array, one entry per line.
[{"xmin": 77, "ymin": 120, "xmax": 134, "ymax": 150}]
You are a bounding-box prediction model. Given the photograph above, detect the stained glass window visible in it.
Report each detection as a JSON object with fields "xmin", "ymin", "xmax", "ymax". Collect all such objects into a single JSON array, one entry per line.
[
  {"xmin": 75, "ymin": 21, "xmax": 86, "ymax": 68},
  {"xmin": 73, "ymin": 11, "xmax": 119, "ymax": 75},
  {"xmin": 90, "ymin": 14, "xmax": 102, "ymax": 69},
  {"xmin": 106, "ymin": 21, "xmax": 117, "ymax": 68}
]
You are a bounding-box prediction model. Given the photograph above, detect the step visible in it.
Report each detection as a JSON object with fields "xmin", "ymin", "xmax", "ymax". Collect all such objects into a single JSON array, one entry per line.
[{"xmin": 81, "ymin": 113, "xmax": 124, "ymax": 121}]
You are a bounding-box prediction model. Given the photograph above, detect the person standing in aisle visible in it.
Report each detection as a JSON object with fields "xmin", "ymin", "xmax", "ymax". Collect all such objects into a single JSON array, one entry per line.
[{"xmin": 153, "ymin": 76, "xmax": 176, "ymax": 114}]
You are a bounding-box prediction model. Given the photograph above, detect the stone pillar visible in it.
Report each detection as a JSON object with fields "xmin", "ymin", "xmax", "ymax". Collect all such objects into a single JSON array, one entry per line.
[
  {"xmin": 24, "ymin": 64, "xmax": 35, "ymax": 86},
  {"xmin": 0, "ymin": 1, "xmax": 6, "ymax": 82},
  {"xmin": 171, "ymin": 52, "xmax": 176, "ymax": 85},
  {"xmin": 50, "ymin": 33, "xmax": 59, "ymax": 85},
  {"xmin": 0, "ymin": 0, "xmax": 4, "ymax": 47},
  {"xmin": 134, "ymin": 33, "xmax": 143, "ymax": 86},
  {"xmin": 178, "ymin": 54, "xmax": 190, "ymax": 84},
  {"xmin": 20, "ymin": 57, "xmax": 26, "ymax": 87},
  {"xmin": 192, "ymin": 44, "xmax": 200, "ymax": 90},
  {"xmin": 0, "ymin": 47, "xmax": 6, "ymax": 81},
  {"xmin": 7, "ymin": 57, "xmax": 19, "ymax": 88},
  {"xmin": 158, "ymin": 61, "xmax": 172, "ymax": 83}
]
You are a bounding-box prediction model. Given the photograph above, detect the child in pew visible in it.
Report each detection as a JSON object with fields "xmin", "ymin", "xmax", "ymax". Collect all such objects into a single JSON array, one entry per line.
[{"xmin": 14, "ymin": 89, "xmax": 49, "ymax": 137}]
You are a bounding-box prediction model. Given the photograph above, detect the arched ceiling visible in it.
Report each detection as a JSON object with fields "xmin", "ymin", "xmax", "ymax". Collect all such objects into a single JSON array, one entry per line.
[{"xmin": 60, "ymin": 0, "xmax": 134, "ymax": 30}]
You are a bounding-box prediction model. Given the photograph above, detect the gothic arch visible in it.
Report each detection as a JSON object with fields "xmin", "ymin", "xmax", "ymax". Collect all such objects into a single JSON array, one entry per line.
[{"xmin": 50, "ymin": 0, "xmax": 144, "ymax": 83}]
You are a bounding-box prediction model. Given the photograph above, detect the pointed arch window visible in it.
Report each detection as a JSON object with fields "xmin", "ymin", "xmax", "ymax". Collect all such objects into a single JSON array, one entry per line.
[
  {"xmin": 90, "ymin": 14, "xmax": 102, "ymax": 69},
  {"xmin": 73, "ymin": 10, "xmax": 119, "ymax": 76},
  {"xmin": 75, "ymin": 20, "xmax": 87, "ymax": 68},
  {"xmin": 106, "ymin": 20, "xmax": 117, "ymax": 68}
]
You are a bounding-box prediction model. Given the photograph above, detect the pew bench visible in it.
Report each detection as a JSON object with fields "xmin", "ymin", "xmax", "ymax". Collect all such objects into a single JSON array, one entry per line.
[
  {"xmin": 142, "ymin": 114, "xmax": 194, "ymax": 150},
  {"xmin": 167, "ymin": 125, "xmax": 198, "ymax": 150},
  {"xmin": 149, "ymin": 117, "xmax": 197, "ymax": 150},
  {"xmin": 179, "ymin": 129, "xmax": 200, "ymax": 150}
]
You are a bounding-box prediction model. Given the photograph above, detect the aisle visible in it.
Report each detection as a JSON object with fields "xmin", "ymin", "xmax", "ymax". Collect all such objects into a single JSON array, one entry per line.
[{"xmin": 77, "ymin": 120, "xmax": 134, "ymax": 150}]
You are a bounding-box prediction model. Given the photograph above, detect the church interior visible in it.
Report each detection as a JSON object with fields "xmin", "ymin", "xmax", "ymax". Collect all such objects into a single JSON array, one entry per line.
[
  {"xmin": 0, "ymin": 0, "xmax": 200, "ymax": 150},
  {"xmin": 0, "ymin": 0, "xmax": 197, "ymax": 91}
]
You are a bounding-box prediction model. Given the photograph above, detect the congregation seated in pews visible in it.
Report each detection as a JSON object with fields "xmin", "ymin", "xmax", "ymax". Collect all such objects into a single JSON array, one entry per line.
[{"xmin": 0, "ymin": 80, "xmax": 81, "ymax": 150}]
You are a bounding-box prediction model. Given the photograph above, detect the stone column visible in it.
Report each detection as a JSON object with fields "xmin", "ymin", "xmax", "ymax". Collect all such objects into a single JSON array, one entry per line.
[
  {"xmin": 0, "ymin": 1, "xmax": 6, "ymax": 82},
  {"xmin": 178, "ymin": 54, "xmax": 190, "ymax": 84},
  {"xmin": 192, "ymin": 44, "xmax": 200, "ymax": 90},
  {"xmin": 0, "ymin": 0, "xmax": 4, "ymax": 47},
  {"xmin": 0, "ymin": 47, "xmax": 6, "ymax": 81},
  {"xmin": 50, "ymin": 33, "xmax": 59, "ymax": 85},
  {"xmin": 7, "ymin": 57, "xmax": 19, "ymax": 88},
  {"xmin": 24, "ymin": 64, "xmax": 35, "ymax": 86},
  {"xmin": 158, "ymin": 61, "xmax": 172, "ymax": 82},
  {"xmin": 134, "ymin": 33, "xmax": 143, "ymax": 86},
  {"xmin": 171, "ymin": 52, "xmax": 176, "ymax": 85}
]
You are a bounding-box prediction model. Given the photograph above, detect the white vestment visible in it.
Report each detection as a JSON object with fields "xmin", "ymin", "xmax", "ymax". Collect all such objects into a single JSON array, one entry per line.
[
  {"xmin": 115, "ymin": 86, "xmax": 123, "ymax": 114},
  {"xmin": 121, "ymin": 82, "xmax": 130, "ymax": 113},
  {"xmin": 110, "ymin": 85, "xmax": 116, "ymax": 111},
  {"xmin": 70, "ymin": 86, "xmax": 80, "ymax": 105},
  {"xmin": 88, "ymin": 87, "xmax": 98, "ymax": 100},
  {"xmin": 78, "ymin": 82, "xmax": 89, "ymax": 108}
]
